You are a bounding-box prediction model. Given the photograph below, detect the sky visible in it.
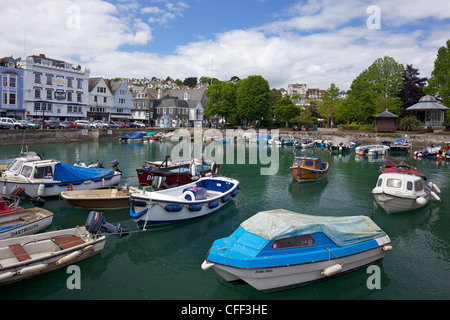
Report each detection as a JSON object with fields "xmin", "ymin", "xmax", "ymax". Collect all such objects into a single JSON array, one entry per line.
[{"xmin": 1, "ymin": 0, "xmax": 449, "ymax": 91}]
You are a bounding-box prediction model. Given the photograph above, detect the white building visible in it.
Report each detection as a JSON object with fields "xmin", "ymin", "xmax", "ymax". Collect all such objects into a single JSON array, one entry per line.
[
  {"xmin": 18, "ymin": 54, "xmax": 90, "ymax": 120},
  {"xmin": 87, "ymin": 77, "xmax": 113, "ymax": 121}
]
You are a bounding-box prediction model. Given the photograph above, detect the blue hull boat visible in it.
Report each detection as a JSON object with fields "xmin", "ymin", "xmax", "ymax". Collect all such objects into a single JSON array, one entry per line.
[{"xmin": 202, "ymin": 209, "xmax": 392, "ymax": 292}]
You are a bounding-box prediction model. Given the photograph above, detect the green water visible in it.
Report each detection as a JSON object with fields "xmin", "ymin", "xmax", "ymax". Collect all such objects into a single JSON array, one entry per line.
[{"xmin": 0, "ymin": 139, "xmax": 449, "ymax": 300}]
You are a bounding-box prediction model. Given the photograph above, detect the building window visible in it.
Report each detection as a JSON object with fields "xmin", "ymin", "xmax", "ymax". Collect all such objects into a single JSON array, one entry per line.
[
  {"xmin": 77, "ymin": 92, "xmax": 82, "ymax": 102},
  {"xmin": 9, "ymin": 93, "xmax": 16, "ymax": 105},
  {"xmin": 47, "ymin": 89, "xmax": 52, "ymax": 100},
  {"xmin": 34, "ymin": 73, "xmax": 41, "ymax": 84},
  {"xmin": 67, "ymin": 91, "xmax": 72, "ymax": 101},
  {"xmin": 103, "ymin": 97, "xmax": 107, "ymax": 103},
  {"xmin": 117, "ymin": 108, "xmax": 123, "ymax": 113},
  {"xmin": 94, "ymin": 96, "xmax": 97, "ymax": 102},
  {"xmin": 67, "ymin": 78, "xmax": 73, "ymax": 88},
  {"xmin": 35, "ymin": 88, "xmax": 41, "ymax": 98},
  {"xmin": 46, "ymin": 74, "xmax": 52, "ymax": 85},
  {"xmin": 119, "ymin": 98, "xmax": 126, "ymax": 104},
  {"xmin": 34, "ymin": 102, "xmax": 41, "ymax": 111},
  {"xmin": 77, "ymin": 79, "xmax": 83, "ymax": 89}
]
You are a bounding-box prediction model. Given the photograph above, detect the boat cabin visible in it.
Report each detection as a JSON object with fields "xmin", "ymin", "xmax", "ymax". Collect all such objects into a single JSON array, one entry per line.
[
  {"xmin": 293, "ymin": 157, "xmax": 325, "ymax": 170},
  {"xmin": 373, "ymin": 173, "xmax": 426, "ymax": 196}
]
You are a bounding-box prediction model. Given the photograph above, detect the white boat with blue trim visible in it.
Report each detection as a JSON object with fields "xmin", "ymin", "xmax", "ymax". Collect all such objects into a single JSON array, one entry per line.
[
  {"xmin": 129, "ymin": 176, "xmax": 239, "ymax": 228},
  {"xmin": 1, "ymin": 158, "xmax": 122, "ymax": 198},
  {"xmin": 202, "ymin": 209, "xmax": 392, "ymax": 292}
]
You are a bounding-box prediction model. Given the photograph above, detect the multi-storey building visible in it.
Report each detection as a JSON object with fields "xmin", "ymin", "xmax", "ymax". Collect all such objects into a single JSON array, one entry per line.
[
  {"xmin": 131, "ymin": 86, "xmax": 158, "ymax": 126},
  {"xmin": 87, "ymin": 77, "xmax": 113, "ymax": 121},
  {"xmin": 17, "ymin": 54, "xmax": 90, "ymax": 121},
  {"xmin": 107, "ymin": 79, "xmax": 133, "ymax": 122},
  {"xmin": 0, "ymin": 57, "xmax": 24, "ymax": 119},
  {"xmin": 287, "ymin": 83, "xmax": 307, "ymax": 97}
]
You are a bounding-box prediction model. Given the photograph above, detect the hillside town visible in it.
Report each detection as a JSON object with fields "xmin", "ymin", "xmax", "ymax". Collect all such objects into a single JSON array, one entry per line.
[{"xmin": 0, "ymin": 54, "xmax": 329, "ymax": 129}]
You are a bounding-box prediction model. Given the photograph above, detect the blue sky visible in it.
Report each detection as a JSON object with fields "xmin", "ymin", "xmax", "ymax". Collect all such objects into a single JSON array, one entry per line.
[{"xmin": 1, "ymin": 0, "xmax": 449, "ymax": 90}]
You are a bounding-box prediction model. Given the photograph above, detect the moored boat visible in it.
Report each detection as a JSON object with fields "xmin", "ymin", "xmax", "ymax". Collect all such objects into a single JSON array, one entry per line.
[
  {"xmin": 201, "ymin": 209, "xmax": 392, "ymax": 292},
  {"xmin": 294, "ymin": 138, "xmax": 315, "ymax": 148},
  {"xmin": 372, "ymin": 172, "xmax": 441, "ymax": 213},
  {"xmin": 388, "ymin": 138, "xmax": 412, "ymax": 153},
  {"xmin": 355, "ymin": 145, "xmax": 389, "ymax": 156},
  {"xmin": 129, "ymin": 176, "xmax": 239, "ymax": 228},
  {"xmin": 379, "ymin": 157, "xmax": 426, "ymax": 179},
  {"xmin": 0, "ymin": 159, "xmax": 122, "ymax": 198},
  {"xmin": 0, "ymin": 211, "xmax": 128, "ymax": 286},
  {"xmin": 136, "ymin": 156, "xmax": 219, "ymax": 188},
  {"xmin": 289, "ymin": 156, "xmax": 329, "ymax": 182}
]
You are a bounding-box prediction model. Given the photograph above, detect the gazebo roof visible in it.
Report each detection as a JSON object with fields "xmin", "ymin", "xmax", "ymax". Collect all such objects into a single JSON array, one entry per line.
[
  {"xmin": 375, "ymin": 110, "xmax": 398, "ymax": 118},
  {"xmin": 406, "ymin": 95, "xmax": 449, "ymax": 111}
]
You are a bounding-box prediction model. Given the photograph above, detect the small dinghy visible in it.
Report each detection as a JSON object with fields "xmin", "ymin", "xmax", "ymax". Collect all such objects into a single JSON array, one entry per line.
[
  {"xmin": 202, "ymin": 209, "xmax": 392, "ymax": 292},
  {"xmin": 0, "ymin": 211, "xmax": 128, "ymax": 286},
  {"xmin": 60, "ymin": 186, "xmax": 141, "ymax": 209},
  {"xmin": 372, "ymin": 173, "xmax": 441, "ymax": 213},
  {"xmin": 129, "ymin": 176, "xmax": 239, "ymax": 228}
]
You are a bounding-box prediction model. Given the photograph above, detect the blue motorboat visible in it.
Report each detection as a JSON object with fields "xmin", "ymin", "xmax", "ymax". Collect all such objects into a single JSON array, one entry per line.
[{"xmin": 202, "ymin": 209, "xmax": 392, "ymax": 292}]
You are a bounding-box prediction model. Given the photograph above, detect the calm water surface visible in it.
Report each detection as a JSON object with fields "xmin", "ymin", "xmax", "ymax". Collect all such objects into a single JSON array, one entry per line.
[{"xmin": 0, "ymin": 138, "xmax": 449, "ymax": 300}]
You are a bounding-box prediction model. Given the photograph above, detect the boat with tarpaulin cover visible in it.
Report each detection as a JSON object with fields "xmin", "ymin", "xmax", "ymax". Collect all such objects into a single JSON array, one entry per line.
[{"xmin": 202, "ymin": 209, "xmax": 392, "ymax": 292}]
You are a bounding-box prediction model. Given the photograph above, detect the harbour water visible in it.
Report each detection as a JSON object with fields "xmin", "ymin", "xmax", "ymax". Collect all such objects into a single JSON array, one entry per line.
[{"xmin": 0, "ymin": 138, "xmax": 449, "ymax": 300}]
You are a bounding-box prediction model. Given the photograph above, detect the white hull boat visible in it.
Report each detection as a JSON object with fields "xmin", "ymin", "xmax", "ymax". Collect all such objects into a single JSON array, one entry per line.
[
  {"xmin": 372, "ymin": 173, "xmax": 441, "ymax": 213},
  {"xmin": 355, "ymin": 145, "xmax": 389, "ymax": 156},
  {"xmin": 129, "ymin": 176, "xmax": 240, "ymax": 227},
  {"xmin": 1, "ymin": 159, "xmax": 122, "ymax": 198},
  {"xmin": 202, "ymin": 209, "xmax": 392, "ymax": 292},
  {"xmin": 0, "ymin": 211, "xmax": 128, "ymax": 286}
]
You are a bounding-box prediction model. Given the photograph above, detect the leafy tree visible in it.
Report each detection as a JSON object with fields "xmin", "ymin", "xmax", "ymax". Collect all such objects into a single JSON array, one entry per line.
[
  {"xmin": 236, "ymin": 75, "xmax": 272, "ymax": 123},
  {"xmin": 399, "ymin": 64, "xmax": 427, "ymax": 113},
  {"xmin": 424, "ymin": 39, "xmax": 450, "ymax": 123},
  {"xmin": 319, "ymin": 83, "xmax": 341, "ymax": 127},
  {"xmin": 346, "ymin": 56, "xmax": 404, "ymax": 123},
  {"xmin": 204, "ymin": 81, "xmax": 237, "ymax": 123},
  {"xmin": 274, "ymin": 97, "xmax": 301, "ymax": 128},
  {"xmin": 183, "ymin": 77, "xmax": 198, "ymax": 88}
]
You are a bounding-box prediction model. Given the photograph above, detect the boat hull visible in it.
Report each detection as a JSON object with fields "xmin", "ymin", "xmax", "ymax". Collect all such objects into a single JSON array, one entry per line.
[
  {"xmin": 0, "ymin": 227, "xmax": 105, "ymax": 286},
  {"xmin": 60, "ymin": 188, "xmax": 130, "ymax": 209},
  {"xmin": 0, "ymin": 173, "xmax": 121, "ymax": 198},
  {"xmin": 208, "ymin": 238, "xmax": 390, "ymax": 293},
  {"xmin": 0, "ymin": 208, "xmax": 54, "ymax": 240},
  {"xmin": 373, "ymin": 192, "xmax": 431, "ymax": 213},
  {"xmin": 130, "ymin": 177, "xmax": 239, "ymax": 227}
]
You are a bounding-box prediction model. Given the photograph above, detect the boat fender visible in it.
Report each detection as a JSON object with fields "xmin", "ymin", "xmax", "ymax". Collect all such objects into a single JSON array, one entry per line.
[
  {"xmin": 429, "ymin": 183, "xmax": 441, "ymax": 194},
  {"xmin": 19, "ymin": 264, "xmax": 46, "ymax": 275},
  {"xmin": 231, "ymin": 189, "xmax": 239, "ymax": 197},
  {"xmin": 57, "ymin": 251, "xmax": 81, "ymax": 265},
  {"xmin": 164, "ymin": 204, "xmax": 182, "ymax": 212},
  {"xmin": 189, "ymin": 204, "xmax": 202, "ymax": 211},
  {"xmin": 0, "ymin": 271, "xmax": 15, "ymax": 281},
  {"xmin": 208, "ymin": 200, "xmax": 219, "ymax": 209},
  {"xmin": 201, "ymin": 260, "xmax": 215, "ymax": 271},
  {"xmin": 321, "ymin": 264, "xmax": 343, "ymax": 277},
  {"xmin": 37, "ymin": 183, "xmax": 45, "ymax": 196},
  {"xmin": 430, "ymin": 191, "xmax": 441, "ymax": 202},
  {"xmin": 221, "ymin": 195, "xmax": 230, "ymax": 203},
  {"xmin": 416, "ymin": 197, "xmax": 427, "ymax": 205},
  {"xmin": 83, "ymin": 245, "xmax": 94, "ymax": 253},
  {"xmin": 383, "ymin": 245, "xmax": 393, "ymax": 251}
]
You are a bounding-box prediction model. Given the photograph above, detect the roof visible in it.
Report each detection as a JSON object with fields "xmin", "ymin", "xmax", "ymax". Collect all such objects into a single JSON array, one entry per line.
[
  {"xmin": 240, "ymin": 209, "xmax": 385, "ymax": 247},
  {"xmin": 375, "ymin": 110, "xmax": 398, "ymax": 118},
  {"xmin": 406, "ymin": 95, "xmax": 449, "ymax": 111}
]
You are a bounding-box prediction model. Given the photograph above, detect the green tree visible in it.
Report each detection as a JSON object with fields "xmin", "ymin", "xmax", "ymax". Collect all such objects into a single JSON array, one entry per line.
[
  {"xmin": 183, "ymin": 77, "xmax": 198, "ymax": 88},
  {"xmin": 236, "ymin": 75, "xmax": 272, "ymax": 123},
  {"xmin": 274, "ymin": 97, "xmax": 301, "ymax": 128},
  {"xmin": 319, "ymin": 83, "xmax": 341, "ymax": 127},
  {"xmin": 204, "ymin": 81, "xmax": 237, "ymax": 123},
  {"xmin": 346, "ymin": 56, "xmax": 404, "ymax": 123},
  {"xmin": 424, "ymin": 39, "xmax": 450, "ymax": 123},
  {"xmin": 399, "ymin": 64, "xmax": 427, "ymax": 113}
]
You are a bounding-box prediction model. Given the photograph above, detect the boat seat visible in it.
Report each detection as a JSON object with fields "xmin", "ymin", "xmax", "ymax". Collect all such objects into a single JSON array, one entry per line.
[
  {"xmin": 52, "ymin": 236, "xmax": 85, "ymax": 250},
  {"xmin": 9, "ymin": 243, "xmax": 32, "ymax": 262}
]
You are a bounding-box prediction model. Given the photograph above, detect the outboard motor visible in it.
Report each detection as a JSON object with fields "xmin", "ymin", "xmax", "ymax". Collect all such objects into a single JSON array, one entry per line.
[
  {"xmin": 151, "ymin": 176, "xmax": 169, "ymax": 190},
  {"xmin": 111, "ymin": 159, "xmax": 121, "ymax": 172},
  {"xmin": 9, "ymin": 186, "xmax": 45, "ymax": 207},
  {"xmin": 85, "ymin": 211, "xmax": 129, "ymax": 238}
]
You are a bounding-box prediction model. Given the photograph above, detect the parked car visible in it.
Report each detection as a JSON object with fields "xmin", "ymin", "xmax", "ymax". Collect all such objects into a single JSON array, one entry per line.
[
  {"xmin": 93, "ymin": 120, "xmax": 109, "ymax": 128},
  {"xmin": 108, "ymin": 121, "xmax": 121, "ymax": 128},
  {"xmin": 61, "ymin": 121, "xmax": 83, "ymax": 129},
  {"xmin": 59, "ymin": 121, "xmax": 71, "ymax": 129},
  {"xmin": 0, "ymin": 117, "xmax": 27, "ymax": 130},
  {"xmin": 18, "ymin": 119, "xmax": 39, "ymax": 129},
  {"xmin": 124, "ymin": 121, "xmax": 139, "ymax": 128},
  {"xmin": 74, "ymin": 120, "xmax": 95, "ymax": 129},
  {"xmin": 45, "ymin": 120, "xmax": 61, "ymax": 129},
  {"xmin": 132, "ymin": 121, "xmax": 146, "ymax": 128},
  {"xmin": 114, "ymin": 121, "xmax": 129, "ymax": 128}
]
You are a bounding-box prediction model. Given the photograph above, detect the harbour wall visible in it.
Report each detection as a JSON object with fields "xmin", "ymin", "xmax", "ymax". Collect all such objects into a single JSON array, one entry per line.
[{"xmin": 0, "ymin": 127, "xmax": 449, "ymax": 149}]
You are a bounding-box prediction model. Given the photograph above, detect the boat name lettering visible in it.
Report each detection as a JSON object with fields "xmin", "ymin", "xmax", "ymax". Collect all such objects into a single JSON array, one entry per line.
[
  {"xmin": 11, "ymin": 223, "xmax": 39, "ymax": 236},
  {"xmin": 146, "ymin": 174, "xmax": 167, "ymax": 181},
  {"xmin": 255, "ymin": 269, "xmax": 272, "ymax": 274}
]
